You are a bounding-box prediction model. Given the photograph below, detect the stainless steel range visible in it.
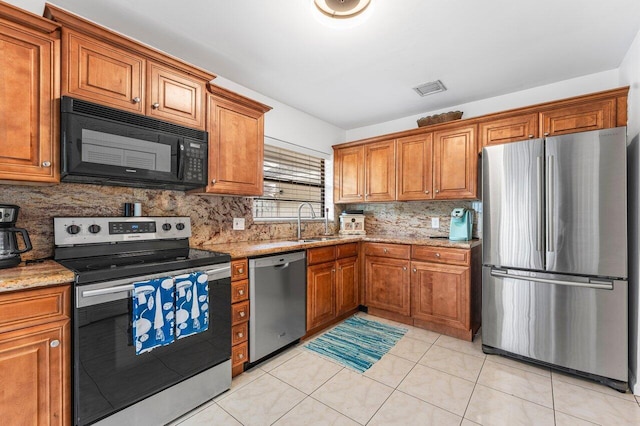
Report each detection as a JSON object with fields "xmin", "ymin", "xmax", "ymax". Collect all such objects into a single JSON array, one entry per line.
[{"xmin": 54, "ymin": 216, "xmax": 231, "ymax": 426}]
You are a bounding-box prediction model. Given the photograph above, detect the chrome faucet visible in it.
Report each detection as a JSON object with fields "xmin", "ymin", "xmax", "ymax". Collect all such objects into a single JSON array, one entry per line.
[{"xmin": 297, "ymin": 202, "xmax": 316, "ymax": 240}]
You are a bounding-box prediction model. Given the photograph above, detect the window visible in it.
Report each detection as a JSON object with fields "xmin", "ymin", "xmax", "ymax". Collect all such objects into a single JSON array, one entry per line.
[{"xmin": 253, "ymin": 145, "xmax": 325, "ymax": 220}]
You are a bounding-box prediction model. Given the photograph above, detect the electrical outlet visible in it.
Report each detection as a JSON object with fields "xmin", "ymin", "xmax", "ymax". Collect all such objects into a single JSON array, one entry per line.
[
  {"xmin": 431, "ymin": 217, "xmax": 440, "ymax": 228},
  {"xmin": 233, "ymin": 218, "xmax": 245, "ymax": 230}
]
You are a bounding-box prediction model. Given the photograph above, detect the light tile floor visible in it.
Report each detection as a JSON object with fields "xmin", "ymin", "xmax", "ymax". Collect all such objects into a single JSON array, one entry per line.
[{"xmin": 171, "ymin": 313, "xmax": 640, "ymax": 426}]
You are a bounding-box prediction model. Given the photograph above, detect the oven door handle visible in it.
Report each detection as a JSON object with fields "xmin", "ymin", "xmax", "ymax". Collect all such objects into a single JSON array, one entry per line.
[
  {"xmin": 205, "ymin": 265, "xmax": 231, "ymax": 280},
  {"xmin": 81, "ymin": 284, "xmax": 136, "ymax": 298}
]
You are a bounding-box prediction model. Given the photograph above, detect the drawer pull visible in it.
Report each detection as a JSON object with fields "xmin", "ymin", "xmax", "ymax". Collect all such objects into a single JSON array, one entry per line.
[
  {"xmin": 50, "ymin": 340, "xmax": 60, "ymax": 348},
  {"xmin": 238, "ymin": 289, "xmax": 244, "ymax": 296},
  {"xmin": 238, "ymin": 353, "xmax": 244, "ymax": 359},
  {"xmin": 237, "ymin": 267, "xmax": 244, "ymax": 274},
  {"xmin": 239, "ymin": 311, "xmax": 246, "ymax": 318},
  {"xmin": 383, "ymin": 248, "xmax": 388, "ymax": 253},
  {"xmin": 237, "ymin": 332, "xmax": 244, "ymax": 338},
  {"xmin": 435, "ymin": 253, "xmax": 441, "ymax": 257}
]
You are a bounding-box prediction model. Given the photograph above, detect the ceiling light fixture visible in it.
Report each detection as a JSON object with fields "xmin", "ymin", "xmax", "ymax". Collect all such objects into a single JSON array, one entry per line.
[
  {"xmin": 413, "ymin": 80, "xmax": 447, "ymax": 97},
  {"xmin": 314, "ymin": 0, "xmax": 371, "ymax": 19}
]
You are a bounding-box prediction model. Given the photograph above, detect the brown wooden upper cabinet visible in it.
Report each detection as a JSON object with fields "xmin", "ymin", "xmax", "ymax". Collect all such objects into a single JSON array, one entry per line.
[
  {"xmin": 479, "ymin": 113, "xmax": 538, "ymax": 152},
  {"xmin": 433, "ymin": 125, "xmax": 477, "ymax": 199},
  {"xmin": 334, "ymin": 145, "xmax": 365, "ymax": 203},
  {"xmin": 479, "ymin": 88, "xmax": 627, "ymax": 151},
  {"xmin": 192, "ymin": 84, "xmax": 271, "ymax": 196},
  {"xmin": 540, "ymin": 98, "xmax": 616, "ymax": 137},
  {"xmin": 47, "ymin": 4, "xmax": 213, "ymax": 130},
  {"xmin": 0, "ymin": 3, "xmax": 60, "ymax": 184},
  {"xmin": 397, "ymin": 133, "xmax": 433, "ymax": 201},
  {"xmin": 364, "ymin": 140, "xmax": 396, "ymax": 202}
]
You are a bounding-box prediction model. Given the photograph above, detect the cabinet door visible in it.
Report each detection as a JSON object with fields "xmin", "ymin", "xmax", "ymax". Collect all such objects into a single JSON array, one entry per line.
[
  {"xmin": 433, "ymin": 125, "xmax": 477, "ymax": 199},
  {"xmin": 64, "ymin": 29, "xmax": 144, "ymax": 113},
  {"xmin": 206, "ymin": 94, "xmax": 264, "ymax": 195},
  {"xmin": 540, "ymin": 99, "xmax": 616, "ymax": 136},
  {"xmin": 411, "ymin": 261, "xmax": 469, "ymax": 330},
  {"xmin": 334, "ymin": 145, "xmax": 364, "ymax": 203},
  {"xmin": 396, "ymin": 133, "xmax": 433, "ymax": 201},
  {"xmin": 0, "ymin": 19, "xmax": 58, "ymax": 183},
  {"xmin": 0, "ymin": 321, "xmax": 70, "ymax": 426},
  {"xmin": 479, "ymin": 113, "xmax": 538, "ymax": 151},
  {"xmin": 365, "ymin": 140, "xmax": 396, "ymax": 202},
  {"xmin": 336, "ymin": 256, "xmax": 359, "ymax": 314},
  {"xmin": 365, "ymin": 256, "xmax": 410, "ymax": 316},
  {"xmin": 147, "ymin": 61, "xmax": 205, "ymax": 129},
  {"xmin": 307, "ymin": 262, "xmax": 336, "ymax": 330}
]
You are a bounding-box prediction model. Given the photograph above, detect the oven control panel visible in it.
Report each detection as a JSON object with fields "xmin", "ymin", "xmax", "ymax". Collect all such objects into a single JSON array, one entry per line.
[{"xmin": 54, "ymin": 217, "xmax": 191, "ymax": 245}]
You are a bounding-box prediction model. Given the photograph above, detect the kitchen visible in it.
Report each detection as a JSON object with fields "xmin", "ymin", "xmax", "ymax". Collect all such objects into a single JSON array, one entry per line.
[{"xmin": 1, "ymin": 0, "xmax": 640, "ymax": 425}]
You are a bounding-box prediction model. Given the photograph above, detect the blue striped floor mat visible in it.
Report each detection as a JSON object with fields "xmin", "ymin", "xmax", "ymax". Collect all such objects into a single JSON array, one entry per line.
[{"xmin": 304, "ymin": 316, "xmax": 408, "ymax": 373}]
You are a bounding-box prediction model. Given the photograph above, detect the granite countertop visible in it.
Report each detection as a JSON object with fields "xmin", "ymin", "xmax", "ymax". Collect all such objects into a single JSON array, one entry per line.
[
  {"xmin": 0, "ymin": 260, "xmax": 75, "ymax": 294},
  {"xmin": 199, "ymin": 234, "xmax": 481, "ymax": 258}
]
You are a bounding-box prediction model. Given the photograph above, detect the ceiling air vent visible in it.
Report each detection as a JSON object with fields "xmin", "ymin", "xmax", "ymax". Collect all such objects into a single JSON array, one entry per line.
[{"xmin": 413, "ymin": 80, "xmax": 447, "ymax": 97}]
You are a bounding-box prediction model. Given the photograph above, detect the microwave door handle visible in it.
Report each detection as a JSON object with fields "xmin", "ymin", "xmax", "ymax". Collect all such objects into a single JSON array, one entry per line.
[{"xmin": 177, "ymin": 140, "xmax": 186, "ymax": 181}]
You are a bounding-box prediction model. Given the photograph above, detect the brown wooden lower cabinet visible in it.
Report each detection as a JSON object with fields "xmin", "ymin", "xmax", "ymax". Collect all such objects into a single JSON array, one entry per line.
[
  {"xmin": 0, "ymin": 285, "xmax": 71, "ymax": 425},
  {"xmin": 364, "ymin": 244, "xmax": 482, "ymax": 341},
  {"xmin": 306, "ymin": 243, "xmax": 360, "ymax": 335},
  {"xmin": 230, "ymin": 258, "xmax": 249, "ymax": 377}
]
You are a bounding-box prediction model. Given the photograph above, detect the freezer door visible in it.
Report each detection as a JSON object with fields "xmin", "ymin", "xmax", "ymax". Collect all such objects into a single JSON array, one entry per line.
[
  {"xmin": 482, "ymin": 139, "xmax": 544, "ymax": 270},
  {"xmin": 482, "ymin": 266, "xmax": 628, "ymax": 382},
  {"xmin": 545, "ymin": 127, "xmax": 627, "ymax": 278}
]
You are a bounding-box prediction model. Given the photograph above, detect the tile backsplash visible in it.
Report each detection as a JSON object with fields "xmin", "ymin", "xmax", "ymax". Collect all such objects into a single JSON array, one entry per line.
[
  {"xmin": 2, "ymin": 183, "xmax": 333, "ymax": 261},
  {"xmin": 339, "ymin": 200, "xmax": 482, "ymax": 239}
]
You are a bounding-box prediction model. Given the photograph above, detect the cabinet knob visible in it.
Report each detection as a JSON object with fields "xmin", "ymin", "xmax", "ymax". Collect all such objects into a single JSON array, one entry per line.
[
  {"xmin": 544, "ymin": 132, "xmax": 550, "ymax": 136},
  {"xmin": 211, "ymin": 179, "xmax": 217, "ymax": 185},
  {"xmin": 238, "ymin": 289, "xmax": 244, "ymax": 296},
  {"xmin": 42, "ymin": 161, "xmax": 51, "ymax": 167},
  {"xmin": 132, "ymin": 97, "xmax": 141, "ymax": 104},
  {"xmin": 238, "ymin": 353, "xmax": 244, "ymax": 359},
  {"xmin": 237, "ymin": 332, "xmax": 244, "ymax": 338},
  {"xmin": 413, "ymin": 268, "xmax": 417, "ymax": 273},
  {"xmin": 435, "ymin": 189, "xmax": 440, "ymax": 193},
  {"xmin": 358, "ymin": 194, "xmax": 362, "ymax": 198},
  {"xmin": 152, "ymin": 102, "xmax": 160, "ymax": 109},
  {"xmin": 332, "ymin": 269, "xmax": 336, "ymax": 272},
  {"xmin": 237, "ymin": 267, "xmax": 244, "ymax": 274},
  {"xmin": 403, "ymin": 266, "xmax": 407, "ymax": 271},
  {"xmin": 425, "ymin": 190, "xmax": 430, "ymax": 194},
  {"xmin": 239, "ymin": 311, "xmax": 246, "ymax": 317},
  {"xmin": 383, "ymin": 248, "xmax": 388, "ymax": 253},
  {"xmin": 435, "ymin": 253, "xmax": 441, "ymax": 257},
  {"xmin": 50, "ymin": 339, "xmax": 60, "ymax": 348},
  {"xmin": 528, "ymin": 134, "xmax": 534, "ymax": 138}
]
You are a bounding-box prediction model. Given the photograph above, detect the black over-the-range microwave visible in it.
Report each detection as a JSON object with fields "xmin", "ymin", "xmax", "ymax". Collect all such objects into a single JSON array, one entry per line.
[{"xmin": 60, "ymin": 96, "xmax": 208, "ymax": 190}]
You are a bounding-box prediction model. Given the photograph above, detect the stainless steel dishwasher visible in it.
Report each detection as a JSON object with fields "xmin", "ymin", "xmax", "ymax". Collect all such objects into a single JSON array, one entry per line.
[{"xmin": 249, "ymin": 251, "xmax": 307, "ymax": 361}]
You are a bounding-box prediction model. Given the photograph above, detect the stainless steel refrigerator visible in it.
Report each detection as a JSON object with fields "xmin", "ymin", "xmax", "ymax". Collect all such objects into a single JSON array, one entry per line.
[{"xmin": 482, "ymin": 127, "xmax": 628, "ymax": 391}]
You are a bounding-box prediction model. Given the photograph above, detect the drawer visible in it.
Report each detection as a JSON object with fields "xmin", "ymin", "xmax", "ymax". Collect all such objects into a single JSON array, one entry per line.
[
  {"xmin": 412, "ymin": 245, "xmax": 470, "ymax": 266},
  {"xmin": 307, "ymin": 246, "xmax": 336, "ymax": 265},
  {"xmin": 336, "ymin": 243, "xmax": 358, "ymax": 259},
  {"xmin": 231, "ymin": 279, "xmax": 249, "ymax": 303},
  {"xmin": 231, "ymin": 259, "xmax": 248, "ymax": 281},
  {"xmin": 0, "ymin": 285, "xmax": 70, "ymax": 333},
  {"xmin": 232, "ymin": 341, "xmax": 248, "ymax": 366},
  {"xmin": 231, "ymin": 301, "xmax": 249, "ymax": 325},
  {"xmin": 364, "ymin": 242, "xmax": 410, "ymax": 260},
  {"xmin": 231, "ymin": 322, "xmax": 248, "ymax": 345}
]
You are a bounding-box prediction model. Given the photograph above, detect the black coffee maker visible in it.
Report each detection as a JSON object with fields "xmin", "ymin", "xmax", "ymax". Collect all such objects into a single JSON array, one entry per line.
[{"xmin": 0, "ymin": 205, "xmax": 32, "ymax": 269}]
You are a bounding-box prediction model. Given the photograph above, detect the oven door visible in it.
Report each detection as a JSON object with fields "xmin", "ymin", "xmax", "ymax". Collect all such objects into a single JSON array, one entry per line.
[{"xmin": 73, "ymin": 266, "xmax": 231, "ymax": 426}]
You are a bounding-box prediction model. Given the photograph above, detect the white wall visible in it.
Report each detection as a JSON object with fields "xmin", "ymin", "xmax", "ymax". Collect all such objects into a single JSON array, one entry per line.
[
  {"xmin": 619, "ymin": 25, "xmax": 640, "ymax": 395},
  {"xmin": 347, "ymin": 70, "xmax": 620, "ymax": 142}
]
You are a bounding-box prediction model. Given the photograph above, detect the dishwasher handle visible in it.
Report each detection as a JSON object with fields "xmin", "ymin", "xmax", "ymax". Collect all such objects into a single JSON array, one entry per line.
[{"xmin": 273, "ymin": 262, "xmax": 290, "ymax": 269}]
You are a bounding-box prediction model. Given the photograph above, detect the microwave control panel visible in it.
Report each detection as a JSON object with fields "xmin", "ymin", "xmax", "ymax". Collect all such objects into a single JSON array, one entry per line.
[{"xmin": 184, "ymin": 141, "xmax": 206, "ymax": 184}]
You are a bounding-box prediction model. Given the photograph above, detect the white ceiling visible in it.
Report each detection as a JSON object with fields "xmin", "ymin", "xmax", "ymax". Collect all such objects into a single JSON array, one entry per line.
[{"xmin": 18, "ymin": 0, "xmax": 640, "ymax": 129}]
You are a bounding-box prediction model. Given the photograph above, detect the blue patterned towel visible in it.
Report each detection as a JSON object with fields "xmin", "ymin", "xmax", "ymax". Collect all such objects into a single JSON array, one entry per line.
[
  {"xmin": 133, "ymin": 276, "xmax": 175, "ymax": 355},
  {"xmin": 174, "ymin": 272, "xmax": 209, "ymax": 339}
]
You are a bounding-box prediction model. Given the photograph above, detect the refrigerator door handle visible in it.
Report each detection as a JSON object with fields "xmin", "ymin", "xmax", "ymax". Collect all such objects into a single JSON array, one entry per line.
[
  {"xmin": 546, "ymin": 155, "xmax": 554, "ymax": 252},
  {"xmin": 490, "ymin": 269, "xmax": 613, "ymax": 290},
  {"xmin": 537, "ymin": 156, "xmax": 544, "ymax": 251}
]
